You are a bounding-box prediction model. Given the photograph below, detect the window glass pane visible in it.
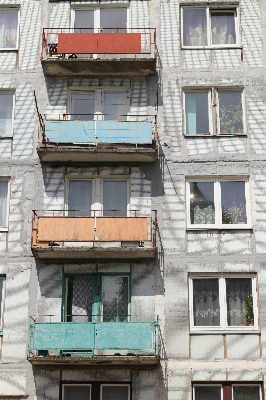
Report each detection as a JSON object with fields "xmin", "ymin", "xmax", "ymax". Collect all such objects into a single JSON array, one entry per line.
[
  {"xmin": 233, "ymin": 386, "xmax": 260, "ymax": 400},
  {"xmin": 226, "ymin": 278, "xmax": 253, "ymax": 326},
  {"xmin": 0, "ymin": 279, "xmax": 3, "ymax": 329},
  {"xmin": 219, "ymin": 91, "xmax": 243, "ymax": 134},
  {"xmin": 0, "ymin": 93, "xmax": 13, "ymax": 135},
  {"xmin": 193, "ymin": 279, "xmax": 220, "ymax": 326},
  {"xmin": 67, "ymin": 276, "xmax": 93, "ymax": 322},
  {"xmin": 102, "ymin": 385, "xmax": 129, "ymax": 400},
  {"xmin": 100, "ymin": 8, "xmax": 127, "ymax": 33},
  {"xmin": 211, "ymin": 12, "xmax": 236, "ymax": 45},
  {"xmin": 74, "ymin": 10, "xmax": 94, "ymax": 32},
  {"xmin": 221, "ymin": 181, "xmax": 247, "ymax": 224},
  {"xmin": 72, "ymin": 93, "xmax": 95, "ymax": 120},
  {"xmin": 0, "ymin": 10, "xmax": 18, "ymax": 48},
  {"xmin": 0, "ymin": 181, "xmax": 8, "ymax": 227},
  {"xmin": 68, "ymin": 180, "xmax": 92, "ymax": 216},
  {"xmin": 103, "ymin": 180, "xmax": 127, "ymax": 216},
  {"xmin": 64, "ymin": 385, "xmax": 91, "ymax": 400},
  {"xmin": 185, "ymin": 92, "xmax": 209, "ymax": 134},
  {"xmin": 189, "ymin": 182, "xmax": 215, "ymax": 225},
  {"xmin": 104, "ymin": 92, "xmax": 128, "ymax": 121},
  {"xmin": 195, "ymin": 386, "xmax": 221, "ymax": 400},
  {"xmin": 183, "ymin": 8, "xmax": 207, "ymax": 46},
  {"xmin": 102, "ymin": 276, "xmax": 129, "ymax": 322}
]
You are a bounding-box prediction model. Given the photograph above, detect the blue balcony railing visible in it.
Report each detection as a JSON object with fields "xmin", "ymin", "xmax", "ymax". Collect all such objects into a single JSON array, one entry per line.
[
  {"xmin": 42, "ymin": 115, "xmax": 156, "ymax": 145},
  {"xmin": 28, "ymin": 316, "xmax": 160, "ymax": 357}
]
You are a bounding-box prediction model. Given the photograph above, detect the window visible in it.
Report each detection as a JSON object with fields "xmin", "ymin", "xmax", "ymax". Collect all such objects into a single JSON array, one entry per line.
[
  {"xmin": 193, "ymin": 383, "xmax": 262, "ymax": 400},
  {"xmin": 186, "ymin": 179, "xmax": 250, "ymax": 229},
  {"xmin": 69, "ymin": 89, "xmax": 130, "ymax": 121},
  {"xmin": 67, "ymin": 178, "xmax": 129, "ymax": 217},
  {"xmin": 182, "ymin": 6, "xmax": 239, "ymax": 48},
  {"xmin": 0, "ymin": 92, "xmax": 14, "ymax": 136},
  {"xmin": 72, "ymin": 7, "xmax": 128, "ymax": 33},
  {"xmin": 62, "ymin": 383, "xmax": 130, "ymax": 400},
  {"xmin": 64, "ymin": 274, "xmax": 130, "ymax": 323},
  {"xmin": 0, "ymin": 180, "xmax": 9, "ymax": 230},
  {"xmin": 0, "ymin": 9, "xmax": 19, "ymax": 49},
  {"xmin": 0, "ymin": 276, "xmax": 5, "ymax": 332},
  {"xmin": 184, "ymin": 89, "xmax": 244, "ymax": 135},
  {"xmin": 189, "ymin": 275, "xmax": 258, "ymax": 332}
]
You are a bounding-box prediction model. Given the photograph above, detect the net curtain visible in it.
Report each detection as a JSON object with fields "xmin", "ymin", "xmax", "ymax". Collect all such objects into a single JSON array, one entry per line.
[{"xmin": 0, "ymin": 11, "xmax": 18, "ymax": 48}]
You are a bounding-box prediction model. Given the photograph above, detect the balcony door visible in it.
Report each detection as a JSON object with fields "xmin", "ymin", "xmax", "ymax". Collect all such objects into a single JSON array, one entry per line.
[
  {"xmin": 67, "ymin": 178, "xmax": 128, "ymax": 217},
  {"xmin": 73, "ymin": 7, "xmax": 127, "ymax": 34},
  {"xmin": 70, "ymin": 90, "xmax": 129, "ymax": 121},
  {"xmin": 64, "ymin": 274, "xmax": 130, "ymax": 322}
]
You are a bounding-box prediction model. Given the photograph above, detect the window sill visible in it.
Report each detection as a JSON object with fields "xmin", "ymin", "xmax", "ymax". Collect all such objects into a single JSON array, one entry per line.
[
  {"xmin": 0, "ymin": 228, "xmax": 8, "ymax": 232},
  {"xmin": 186, "ymin": 226, "xmax": 253, "ymax": 231},
  {"xmin": 184, "ymin": 133, "xmax": 247, "ymax": 138},
  {"xmin": 190, "ymin": 329, "xmax": 260, "ymax": 335},
  {"xmin": 182, "ymin": 46, "xmax": 242, "ymax": 50}
]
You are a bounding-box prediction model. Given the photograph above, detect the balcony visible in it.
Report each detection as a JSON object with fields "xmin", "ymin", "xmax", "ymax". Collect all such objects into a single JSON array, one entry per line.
[
  {"xmin": 28, "ymin": 316, "xmax": 160, "ymax": 367},
  {"xmin": 41, "ymin": 28, "xmax": 156, "ymax": 77},
  {"xmin": 37, "ymin": 115, "xmax": 157, "ymax": 164},
  {"xmin": 32, "ymin": 211, "xmax": 157, "ymax": 261}
]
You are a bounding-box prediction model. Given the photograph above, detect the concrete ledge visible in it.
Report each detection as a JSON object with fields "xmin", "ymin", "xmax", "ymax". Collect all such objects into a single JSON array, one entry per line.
[
  {"xmin": 27, "ymin": 355, "xmax": 160, "ymax": 368},
  {"xmin": 31, "ymin": 246, "xmax": 156, "ymax": 261},
  {"xmin": 41, "ymin": 58, "xmax": 156, "ymax": 77},
  {"xmin": 37, "ymin": 146, "xmax": 157, "ymax": 164}
]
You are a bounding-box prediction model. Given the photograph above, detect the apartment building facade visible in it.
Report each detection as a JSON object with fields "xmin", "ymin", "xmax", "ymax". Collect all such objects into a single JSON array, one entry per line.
[{"xmin": 0, "ymin": 0, "xmax": 266, "ymax": 399}]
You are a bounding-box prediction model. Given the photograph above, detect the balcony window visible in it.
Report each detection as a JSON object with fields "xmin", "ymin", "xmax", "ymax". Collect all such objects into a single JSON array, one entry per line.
[
  {"xmin": 189, "ymin": 275, "xmax": 258, "ymax": 332},
  {"xmin": 64, "ymin": 274, "xmax": 130, "ymax": 323},
  {"xmin": 186, "ymin": 179, "xmax": 250, "ymax": 229},
  {"xmin": 184, "ymin": 89, "xmax": 244, "ymax": 135},
  {"xmin": 72, "ymin": 7, "xmax": 127, "ymax": 33},
  {"xmin": 0, "ymin": 92, "xmax": 14, "ymax": 136},
  {"xmin": 182, "ymin": 6, "xmax": 239, "ymax": 48},
  {"xmin": 0, "ymin": 9, "xmax": 19, "ymax": 50},
  {"xmin": 70, "ymin": 89, "xmax": 129, "ymax": 121},
  {"xmin": 63, "ymin": 384, "xmax": 130, "ymax": 400},
  {"xmin": 0, "ymin": 180, "xmax": 9, "ymax": 229},
  {"xmin": 0, "ymin": 276, "xmax": 5, "ymax": 332},
  {"xmin": 67, "ymin": 178, "xmax": 129, "ymax": 217},
  {"xmin": 193, "ymin": 384, "xmax": 261, "ymax": 400}
]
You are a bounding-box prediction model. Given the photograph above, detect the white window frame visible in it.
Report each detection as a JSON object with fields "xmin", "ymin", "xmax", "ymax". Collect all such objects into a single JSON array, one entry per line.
[
  {"xmin": 68, "ymin": 87, "xmax": 131, "ymax": 120},
  {"xmin": 0, "ymin": 276, "xmax": 6, "ymax": 332},
  {"xmin": 189, "ymin": 274, "xmax": 259, "ymax": 333},
  {"xmin": 100, "ymin": 384, "xmax": 130, "ymax": 400},
  {"xmin": 181, "ymin": 5, "xmax": 240, "ymax": 49},
  {"xmin": 186, "ymin": 178, "xmax": 251, "ymax": 229},
  {"xmin": 0, "ymin": 8, "xmax": 20, "ymax": 51},
  {"xmin": 193, "ymin": 384, "xmax": 223, "ymax": 400},
  {"xmin": 232, "ymin": 384, "xmax": 262, "ymax": 400},
  {"xmin": 65, "ymin": 176, "xmax": 130, "ymax": 217},
  {"xmin": 62, "ymin": 384, "xmax": 91, "ymax": 400},
  {"xmin": 0, "ymin": 90, "xmax": 15, "ymax": 138},
  {"xmin": 183, "ymin": 88, "xmax": 245, "ymax": 136},
  {"xmin": 0, "ymin": 179, "xmax": 10, "ymax": 231},
  {"xmin": 70, "ymin": 6, "xmax": 130, "ymax": 38}
]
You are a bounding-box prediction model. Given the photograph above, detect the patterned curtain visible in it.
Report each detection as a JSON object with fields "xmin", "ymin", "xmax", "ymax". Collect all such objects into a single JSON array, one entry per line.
[
  {"xmin": 72, "ymin": 277, "xmax": 93, "ymax": 322},
  {"xmin": 193, "ymin": 279, "xmax": 220, "ymax": 326},
  {"xmin": 226, "ymin": 279, "xmax": 253, "ymax": 326},
  {"xmin": 183, "ymin": 8, "xmax": 207, "ymax": 46},
  {"xmin": 211, "ymin": 13, "xmax": 236, "ymax": 45}
]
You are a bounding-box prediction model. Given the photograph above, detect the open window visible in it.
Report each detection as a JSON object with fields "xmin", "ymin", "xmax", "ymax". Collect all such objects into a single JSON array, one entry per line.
[
  {"xmin": 69, "ymin": 89, "xmax": 130, "ymax": 121},
  {"xmin": 182, "ymin": 6, "xmax": 239, "ymax": 48},
  {"xmin": 186, "ymin": 178, "xmax": 250, "ymax": 229},
  {"xmin": 189, "ymin": 275, "xmax": 258, "ymax": 332},
  {"xmin": 64, "ymin": 274, "xmax": 130, "ymax": 323},
  {"xmin": 184, "ymin": 88, "xmax": 244, "ymax": 135},
  {"xmin": 67, "ymin": 178, "xmax": 129, "ymax": 217},
  {"xmin": 0, "ymin": 9, "xmax": 19, "ymax": 50}
]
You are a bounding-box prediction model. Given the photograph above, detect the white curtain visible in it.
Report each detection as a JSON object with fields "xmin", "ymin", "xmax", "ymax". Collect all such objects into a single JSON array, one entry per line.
[
  {"xmin": 193, "ymin": 279, "xmax": 220, "ymax": 326},
  {"xmin": 226, "ymin": 279, "xmax": 252, "ymax": 326},
  {"xmin": 0, "ymin": 181, "xmax": 8, "ymax": 227},
  {"xmin": 104, "ymin": 92, "xmax": 129, "ymax": 121},
  {"xmin": 0, "ymin": 11, "xmax": 18, "ymax": 48},
  {"xmin": 0, "ymin": 93, "xmax": 13, "ymax": 135},
  {"xmin": 68, "ymin": 180, "xmax": 92, "ymax": 216},
  {"xmin": 103, "ymin": 180, "xmax": 127, "ymax": 216},
  {"xmin": 211, "ymin": 13, "xmax": 236, "ymax": 45},
  {"xmin": 183, "ymin": 8, "xmax": 207, "ymax": 46},
  {"xmin": 71, "ymin": 276, "xmax": 93, "ymax": 322}
]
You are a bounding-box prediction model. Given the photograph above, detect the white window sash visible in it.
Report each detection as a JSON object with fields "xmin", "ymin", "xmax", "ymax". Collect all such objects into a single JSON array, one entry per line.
[{"xmin": 189, "ymin": 275, "xmax": 258, "ymax": 332}]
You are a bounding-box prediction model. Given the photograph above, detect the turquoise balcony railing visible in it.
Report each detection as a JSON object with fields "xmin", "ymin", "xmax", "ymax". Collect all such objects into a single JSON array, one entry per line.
[{"xmin": 28, "ymin": 316, "xmax": 160, "ymax": 358}]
